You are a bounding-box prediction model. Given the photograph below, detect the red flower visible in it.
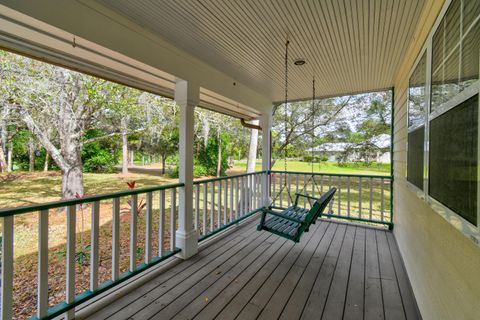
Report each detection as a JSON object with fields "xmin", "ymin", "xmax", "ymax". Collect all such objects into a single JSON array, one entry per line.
[{"xmin": 127, "ymin": 181, "xmax": 136, "ymax": 189}]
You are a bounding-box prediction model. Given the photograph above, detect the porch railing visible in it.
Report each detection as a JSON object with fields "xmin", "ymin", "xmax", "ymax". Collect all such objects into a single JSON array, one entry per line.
[
  {"xmin": 0, "ymin": 183, "xmax": 183, "ymax": 320},
  {"xmin": 269, "ymin": 171, "xmax": 393, "ymax": 228},
  {"xmin": 0, "ymin": 170, "xmax": 392, "ymax": 319},
  {"xmin": 193, "ymin": 171, "xmax": 267, "ymax": 241}
]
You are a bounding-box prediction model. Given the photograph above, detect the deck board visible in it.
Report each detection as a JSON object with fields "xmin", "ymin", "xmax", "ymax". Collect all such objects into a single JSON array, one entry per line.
[{"xmin": 86, "ymin": 218, "xmax": 421, "ymax": 320}]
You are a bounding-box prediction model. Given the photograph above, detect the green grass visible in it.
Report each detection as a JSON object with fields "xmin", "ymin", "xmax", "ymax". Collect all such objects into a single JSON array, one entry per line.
[
  {"xmin": 0, "ymin": 171, "xmax": 175, "ymax": 209},
  {"xmin": 235, "ymin": 160, "xmax": 391, "ymax": 176}
]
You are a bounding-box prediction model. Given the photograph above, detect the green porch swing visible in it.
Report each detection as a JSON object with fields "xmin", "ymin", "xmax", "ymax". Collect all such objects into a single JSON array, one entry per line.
[{"xmin": 257, "ymin": 40, "xmax": 337, "ymax": 243}]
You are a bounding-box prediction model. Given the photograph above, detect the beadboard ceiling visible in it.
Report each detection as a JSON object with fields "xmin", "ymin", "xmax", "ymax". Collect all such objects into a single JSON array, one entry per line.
[{"xmin": 94, "ymin": 0, "xmax": 426, "ymax": 103}]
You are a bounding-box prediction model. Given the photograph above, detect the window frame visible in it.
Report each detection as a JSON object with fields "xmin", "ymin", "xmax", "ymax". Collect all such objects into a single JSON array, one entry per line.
[
  {"xmin": 406, "ymin": 47, "xmax": 428, "ymax": 198},
  {"xmin": 406, "ymin": 0, "xmax": 480, "ymax": 245}
]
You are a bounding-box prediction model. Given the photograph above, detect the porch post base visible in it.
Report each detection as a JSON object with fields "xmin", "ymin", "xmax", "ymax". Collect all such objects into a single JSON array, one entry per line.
[{"xmin": 175, "ymin": 229, "xmax": 198, "ymax": 259}]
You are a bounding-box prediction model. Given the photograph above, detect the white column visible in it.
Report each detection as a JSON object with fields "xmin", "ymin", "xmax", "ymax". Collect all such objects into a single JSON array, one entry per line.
[
  {"xmin": 260, "ymin": 110, "xmax": 273, "ymax": 207},
  {"xmin": 174, "ymin": 79, "xmax": 199, "ymax": 259}
]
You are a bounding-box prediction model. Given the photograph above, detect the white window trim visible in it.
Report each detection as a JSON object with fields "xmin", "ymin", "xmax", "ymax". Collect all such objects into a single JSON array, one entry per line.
[
  {"xmin": 406, "ymin": 47, "xmax": 428, "ymax": 198},
  {"xmin": 406, "ymin": 0, "xmax": 480, "ymax": 246}
]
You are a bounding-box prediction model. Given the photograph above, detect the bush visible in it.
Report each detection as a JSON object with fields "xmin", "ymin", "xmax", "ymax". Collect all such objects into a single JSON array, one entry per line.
[
  {"xmin": 197, "ymin": 133, "xmax": 229, "ymax": 176},
  {"xmin": 81, "ymin": 129, "xmax": 120, "ymax": 173},
  {"xmin": 83, "ymin": 150, "xmax": 116, "ymax": 173},
  {"xmin": 302, "ymin": 155, "xmax": 328, "ymax": 162}
]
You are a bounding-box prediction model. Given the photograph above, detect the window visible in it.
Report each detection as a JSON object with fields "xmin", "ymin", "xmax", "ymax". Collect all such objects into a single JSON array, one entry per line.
[
  {"xmin": 431, "ymin": 0, "xmax": 479, "ymax": 114},
  {"xmin": 407, "ymin": 0, "xmax": 480, "ymax": 240},
  {"xmin": 407, "ymin": 52, "xmax": 427, "ymax": 190},
  {"xmin": 429, "ymin": 95, "xmax": 478, "ymax": 226}
]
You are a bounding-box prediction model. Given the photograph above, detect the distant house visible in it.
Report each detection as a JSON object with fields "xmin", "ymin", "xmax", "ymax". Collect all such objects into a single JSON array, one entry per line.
[{"xmin": 307, "ymin": 134, "xmax": 391, "ymax": 163}]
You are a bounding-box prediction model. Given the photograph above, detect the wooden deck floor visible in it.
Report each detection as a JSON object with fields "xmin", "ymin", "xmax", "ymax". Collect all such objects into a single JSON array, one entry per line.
[{"xmin": 86, "ymin": 218, "xmax": 420, "ymax": 320}]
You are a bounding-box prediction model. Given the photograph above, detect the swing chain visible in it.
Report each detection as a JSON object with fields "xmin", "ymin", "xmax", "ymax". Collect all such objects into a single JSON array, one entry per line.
[{"xmin": 284, "ymin": 40, "xmax": 289, "ymax": 175}]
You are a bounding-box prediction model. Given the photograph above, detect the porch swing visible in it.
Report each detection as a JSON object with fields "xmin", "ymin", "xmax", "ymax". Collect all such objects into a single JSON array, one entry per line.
[{"xmin": 257, "ymin": 40, "xmax": 337, "ymax": 243}]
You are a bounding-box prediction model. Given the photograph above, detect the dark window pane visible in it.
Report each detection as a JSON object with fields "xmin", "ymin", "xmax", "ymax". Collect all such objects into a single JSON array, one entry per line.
[
  {"xmin": 429, "ymin": 95, "xmax": 478, "ymax": 226},
  {"xmin": 431, "ymin": 20, "xmax": 444, "ymax": 78},
  {"xmin": 431, "ymin": 69, "xmax": 444, "ymax": 108},
  {"xmin": 461, "ymin": 19, "xmax": 479, "ymax": 89},
  {"xmin": 463, "ymin": 0, "xmax": 480, "ymax": 32},
  {"xmin": 408, "ymin": 53, "xmax": 427, "ymax": 127},
  {"xmin": 443, "ymin": 46, "xmax": 460, "ymax": 102},
  {"xmin": 407, "ymin": 126, "xmax": 424, "ymax": 190},
  {"xmin": 444, "ymin": 0, "xmax": 461, "ymax": 56}
]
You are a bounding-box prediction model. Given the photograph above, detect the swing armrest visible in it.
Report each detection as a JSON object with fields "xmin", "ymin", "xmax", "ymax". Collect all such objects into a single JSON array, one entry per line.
[
  {"xmin": 295, "ymin": 193, "xmax": 322, "ymax": 202},
  {"xmin": 261, "ymin": 208, "xmax": 304, "ymax": 224}
]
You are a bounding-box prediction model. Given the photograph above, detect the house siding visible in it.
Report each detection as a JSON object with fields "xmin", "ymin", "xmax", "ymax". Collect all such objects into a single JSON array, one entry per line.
[{"xmin": 393, "ymin": 1, "xmax": 480, "ymax": 319}]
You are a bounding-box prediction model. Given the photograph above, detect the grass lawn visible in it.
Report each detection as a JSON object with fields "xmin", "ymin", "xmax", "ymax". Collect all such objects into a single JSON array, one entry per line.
[{"xmin": 234, "ymin": 160, "xmax": 391, "ymax": 176}]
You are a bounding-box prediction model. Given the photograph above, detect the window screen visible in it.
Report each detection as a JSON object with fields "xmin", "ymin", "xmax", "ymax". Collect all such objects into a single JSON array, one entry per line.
[
  {"xmin": 429, "ymin": 95, "xmax": 478, "ymax": 226},
  {"xmin": 407, "ymin": 126, "xmax": 425, "ymax": 190},
  {"xmin": 408, "ymin": 52, "xmax": 427, "ymax": 127},
  {"xmin": 431, "ymin": 0, "xmax": 480, "ymax": 112}
]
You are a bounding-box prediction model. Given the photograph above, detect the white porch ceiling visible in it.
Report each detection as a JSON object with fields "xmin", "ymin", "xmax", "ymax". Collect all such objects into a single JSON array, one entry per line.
[{"xmin": 95, "ymin": 0, "xmax": 426, "ymax": 103}]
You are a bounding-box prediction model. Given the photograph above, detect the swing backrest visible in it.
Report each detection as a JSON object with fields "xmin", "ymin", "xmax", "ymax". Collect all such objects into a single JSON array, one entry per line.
[{"xmin": 304, "ymin": 187, "xmax": 337, "ymax": 225}]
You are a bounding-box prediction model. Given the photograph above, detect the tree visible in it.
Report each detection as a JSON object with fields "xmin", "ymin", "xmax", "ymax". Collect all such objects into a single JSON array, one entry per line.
[{"xmin": 271, "ymin": 97, "xmax": 351, "ymax": 166}]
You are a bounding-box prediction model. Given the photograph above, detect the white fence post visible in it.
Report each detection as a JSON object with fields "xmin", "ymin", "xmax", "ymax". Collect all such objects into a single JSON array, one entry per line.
[
  {"xmin": 1, "ymin": 216, "xmax": 14, "ymax": 320},
  {"xmin": 260, "ymin": 111, "xmax": 272, "ymax": 207}
]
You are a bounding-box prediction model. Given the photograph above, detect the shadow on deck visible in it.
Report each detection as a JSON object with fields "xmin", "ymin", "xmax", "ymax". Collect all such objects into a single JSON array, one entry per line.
[{"xmin": 82, "ymin": 218, "xmax": 420, "ymax": 320}]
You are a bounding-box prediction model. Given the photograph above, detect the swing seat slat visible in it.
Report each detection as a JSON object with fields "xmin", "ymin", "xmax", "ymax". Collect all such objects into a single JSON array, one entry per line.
[{"xmin": 257, "ymin": 187, "xmax": 337, "ymax": 242}]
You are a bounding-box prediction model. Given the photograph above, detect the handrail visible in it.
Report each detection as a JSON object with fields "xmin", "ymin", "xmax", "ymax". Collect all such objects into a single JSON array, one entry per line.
[
  {"xmin": 269, "ymin": 170, "xmax": 392, "ymax": 180},
  {"xmin": 193, "ymin": 170, "xmax": 267, "ymax": 185},
  {"xmin": 0, "ymin": 182, "xmax": 185, "ymax": 217}
]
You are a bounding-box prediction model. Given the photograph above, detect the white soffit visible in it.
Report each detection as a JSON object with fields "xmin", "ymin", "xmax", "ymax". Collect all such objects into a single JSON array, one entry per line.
[{"xmin": 94, "ymin": 0, "xmax": 426, "ymax": 103}]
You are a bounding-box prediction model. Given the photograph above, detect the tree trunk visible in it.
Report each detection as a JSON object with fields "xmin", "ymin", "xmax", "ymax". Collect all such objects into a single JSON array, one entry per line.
[
  {"xmin": 162, "ymin": 155, "xmax": 166, "ymax": 174},
  {"xmin": 216, "ymin": 134, "xmax": 222, "ymax": 177},
  {"xmin": 0, "ymin": 115, "xmax": 7, "ymax": 172},
  {"xmin": 62, "ymin": 164, "xmax": 84, "ymax": 200},
  {"xmin": 202, "ymin": 116, "xmax": 210, "ymax": 147},
  {"xmin": 28, "ymin": 137, "xmax": 35, "ymax": 172},
  {"xmin": 0, "ymin": 140, "xmax": 7, "ymax": 173},
  {"xmin": 60, "ymin": 128, "xmax": 85, "ymax": 199},
  {"xmin": 246, "ymin": 120, "xmax": 259, "ymax": 173},
  {"xmin": 44, "ymin": 151, "xmax": 49, "ymax": 172},
  {"xmin": 7, "ymin": 141, "xmax": 13, "ymax": 172},
  {"xmin": 122, "ymin": 130, "xmax": 129, "ymax": 174}
]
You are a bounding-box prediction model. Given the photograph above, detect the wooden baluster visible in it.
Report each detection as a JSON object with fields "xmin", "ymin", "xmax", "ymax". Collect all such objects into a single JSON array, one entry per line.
[
  {"xmin": 224, "ymin": 179, "xmax": 228, "ymax": 224},
  {"xmin": 195, "ymin": 185, "xmax": 200, "ymax": 231},
  {"xmin": 145, "ymin": 192, "xmax": 153, "ymax": 264},
  {"xmin": 210, "ymin": 182, "xmax": 215, "ymax": 231},
  {"xmin": 90, "ymin": 202, "xmax": 100, "ymax": 291},
  {"xmin": 218, "ymin": 181, "xmax": 222, "ymax": 227},
  {"xmin": 381, "ymin": 178, "xmax": 385, "ymax": 222},
  {"xmin": 170, "ymin": 188, "xmax": 176, "ymax": 251},
  {"xmin": 202, "ymin": 185, "xmax": 207, "ymax": 235},
  {"xmin": 235, "ymin": 178, "xmax": 239, "ymax": 219},
  {"xmin": 1, "ymin": 216, "xmax": 14, "ymax": 320},
  {"xmin": 230, "ymin": 178, "xmax": 234, "ymax": 221},
  {"xmin": 347, "ymin": 176, "xmax": 351, "ymax": 217},
  {"xmin": 66, "ymin": 205, "xmax": 76, "ymax": 319},
  {"xmin": 129, "ymin": 194, "xmax": 138, "ymax": 271},
  {"xmin": 38, "ymin": 210, "xmax": 49, "ymax": 318},
  {"xmin": 358, "ymin": 177, "xmax": 363, "ymax": 218},
  {"xmin": 159, "ymin": 190, "xmax": 165, "ymax": 256},
  {"xmin": 112, "ymin": 198, "xmax": 120, "ymax": 280}
]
